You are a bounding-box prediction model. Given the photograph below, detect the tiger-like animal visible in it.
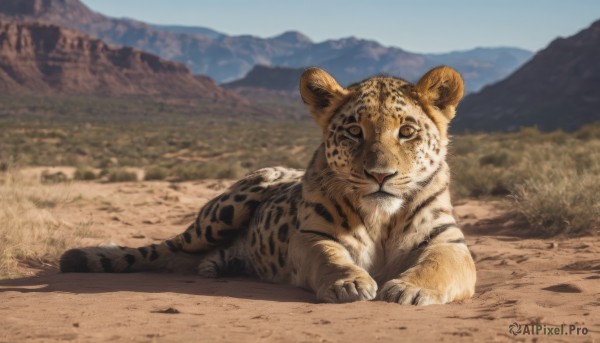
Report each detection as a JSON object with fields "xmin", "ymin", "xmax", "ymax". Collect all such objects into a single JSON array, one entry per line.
[{"xmin": 60, "ymin": 66, "xmax": 476, "ymax": 305}]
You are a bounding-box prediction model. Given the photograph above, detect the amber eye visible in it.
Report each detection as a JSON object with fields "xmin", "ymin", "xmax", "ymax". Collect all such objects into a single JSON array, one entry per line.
[
  {"xmin": 399, "ymin": 126, "xmax": 417, "ymax": 139},
  {"xmin": 346, "ymin": 125, "xmax": 363, "ymax": 139}
]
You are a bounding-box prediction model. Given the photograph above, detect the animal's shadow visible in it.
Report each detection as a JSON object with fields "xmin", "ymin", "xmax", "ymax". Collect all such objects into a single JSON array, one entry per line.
[
  {"xmin": 460, "ymin": 211, "xmax": 540, "ymax": 239},
  {"xmin": 0, "ymin": 269, "xmax": 317, "ymax": 303}
]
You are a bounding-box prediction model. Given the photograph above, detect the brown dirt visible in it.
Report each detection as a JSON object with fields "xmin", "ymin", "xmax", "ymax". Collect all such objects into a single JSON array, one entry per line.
[{"xmin": 0, "ymin": 180, "xmax": 598, "ymax": 342}]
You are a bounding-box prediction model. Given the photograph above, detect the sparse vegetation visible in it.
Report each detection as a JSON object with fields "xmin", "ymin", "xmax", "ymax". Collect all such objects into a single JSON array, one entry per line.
[
  {"xmin": 449, "ymin": 126, "xmax": 600, "ymax": 235},
  {"xmin": 0, "ymin": 94, "xmax": 600, "ymax": 277},
  {"xmin": 107, "ymin": 168, "xmax": 138, "ymax": 182},
  {"xmin": 144, "ymin": 165, "xmax": 168, "ymax": 181},
  {"xmin": 40, "ymin": 170, "xmax": 69, "ymax": 184},
  {"xmin": 74, "ymin": 165, "xmax": 97, "ymax": 180},
  {"xmin": 0, "ymin": 170, "xmax": 87, "ymax": 278},
  {"xmin": 512, "ymin": 172, "xmax": 599, "ymax": 236},
  {"xmin": 0, "ymin": 95, "xmax": 318, "ymax": 180}
]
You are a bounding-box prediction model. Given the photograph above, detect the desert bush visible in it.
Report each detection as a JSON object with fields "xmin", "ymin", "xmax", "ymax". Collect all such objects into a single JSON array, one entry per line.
[
  {"xmin": 216, "ymin": 161, "xmax": 246, "ymax": 180},
  {"xmin": 450, "ymin": 128, "xmax": 600, "ymax": 236},
  {"xmin": 449, "ymin": 139, "xmax": 522, "ymax": 198},
  {"xmin": 478, "ymin": 150, "xmax": 519, "ymax": 167},
  {"xmin": 512, "ymin": 172, "xmax": 600, "ymax": 236},
  {"xmin": 574, "ymin": 123, "xmax": 600, "ymax": 140},
  {"xmin": 144, "ymin": 165, "xmax": 169, "ymax": 181},
  {"xmin": 511, "ymin": 139, "xmax": 600, "ymax": 235},
  {"xmin": 449, "ymin": 135, "xmax": 481, "ymax": 155},
  {"xmin": 172, "ymin": 163, "xmax": 216, "ymax": 180},
  {"xmin": 172, "ymin": 161, "xmax": 247, "ymax": 181},
  {"xmin": 514, "ymin": 126, "xmax": 542, "ymax": 141},
  {"xmin": 107, "ymin": 168, "xmax": 138, "ymax": 182},
  {"xmin": 40, "ymin": 170, "xmax": 69, "ymax": 184},
  {"xmin": 73, "ymin": 165, "xmax": 97, "ymax": 180},
  {"xmin": 451, "ymin": 162, "xmax": 513, "ymax": 198},
  {"xmin": 0, "ymin": 170, "xmax": 85, "ymax": 278}
]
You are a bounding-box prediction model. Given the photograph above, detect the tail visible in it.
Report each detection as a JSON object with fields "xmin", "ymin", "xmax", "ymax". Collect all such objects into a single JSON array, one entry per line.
[
  {"xmin": 60, "ymin": 167, "xmax": 297, "ymax": 273},
  {"xmin": 60, "ymin": 241, "xmax": 204, "ymax": 273}
]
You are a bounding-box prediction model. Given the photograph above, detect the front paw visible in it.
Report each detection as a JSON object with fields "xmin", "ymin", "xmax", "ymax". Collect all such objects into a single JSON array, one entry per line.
[
  {"xmin": 317, "ymin": 271, "xmax": 378, "ymax": 303},
  {"xmin": 377, "ymin": 280, "xmax": 446, "ymax": 305}
]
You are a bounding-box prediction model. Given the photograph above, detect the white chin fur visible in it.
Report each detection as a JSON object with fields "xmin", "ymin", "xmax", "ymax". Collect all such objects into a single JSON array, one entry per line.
[{"xmin": 359, "ymin": 196, "xmax": 403, "ymax": 218}]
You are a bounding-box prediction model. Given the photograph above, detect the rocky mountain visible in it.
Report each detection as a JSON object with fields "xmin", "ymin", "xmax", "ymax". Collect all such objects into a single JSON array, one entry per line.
[
  {"xmin": 454, "ymin": 19, "xmax": 600, "ymax": 132},
  {"xmin": 0, "ymin": 0, "xmax": 532, "ymax": 92},
  {"xmin": 222, "ymin": 65, "xmax": 304, "ymax": 91},
  {"xmin": 425, "ymin": 48, "xmax": 533, "ymax": 93},
  {"xmin": 0, "ymin": 20, "xmax": 235, "ymax": 99},
  {"xmin": 221, "ymin": 65, "xmax": 305, "ymax": 119},
  {"xmin": 227, "ymin": 47, "xmax": 532, "ymax": 93}
]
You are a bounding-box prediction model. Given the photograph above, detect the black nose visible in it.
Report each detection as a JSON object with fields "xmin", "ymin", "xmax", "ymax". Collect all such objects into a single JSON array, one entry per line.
[{"xmin": 364, "ymin": 170, "xmax": 398, "ymax": 185}]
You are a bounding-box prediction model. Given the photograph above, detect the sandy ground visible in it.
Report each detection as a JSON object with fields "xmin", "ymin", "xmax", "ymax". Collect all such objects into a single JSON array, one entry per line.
[{"xmin": 0, "ymin": 178, "xmax": 598, "ymax": 343}]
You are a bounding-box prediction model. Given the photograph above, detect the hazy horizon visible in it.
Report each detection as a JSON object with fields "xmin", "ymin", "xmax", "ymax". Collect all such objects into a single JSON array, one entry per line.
[{"xmin": 81, "ymin": 0, "xmax": 600, "ymax": 53}]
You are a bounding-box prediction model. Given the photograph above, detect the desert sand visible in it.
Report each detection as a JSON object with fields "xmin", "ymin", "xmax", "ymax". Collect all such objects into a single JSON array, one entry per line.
[{"xmin": 0, "ymin": 178, "xmax": 598, "ymax": 342}]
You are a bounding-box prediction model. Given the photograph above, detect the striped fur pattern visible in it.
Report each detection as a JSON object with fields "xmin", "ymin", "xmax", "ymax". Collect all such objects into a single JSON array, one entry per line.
[{"xmin": 60, "ymin": 66, "xmax": 476, "ymax": 305}]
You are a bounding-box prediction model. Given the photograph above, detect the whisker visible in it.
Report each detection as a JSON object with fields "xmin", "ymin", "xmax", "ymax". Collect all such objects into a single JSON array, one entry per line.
[{"xmin": 391, "ymin": 180, "xmax": 412, "ymax": 186}]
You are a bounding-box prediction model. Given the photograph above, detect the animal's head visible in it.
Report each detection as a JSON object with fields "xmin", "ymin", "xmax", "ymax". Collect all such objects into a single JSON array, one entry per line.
[{"xmin": 300, "ymin": 66, "xmax": 464, "ymax": 213}]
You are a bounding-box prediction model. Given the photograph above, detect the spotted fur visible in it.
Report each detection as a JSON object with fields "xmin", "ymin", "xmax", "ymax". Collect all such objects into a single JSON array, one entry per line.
[{"xmin": 60, "ymin": 66, "xmax": 476, "ymax": 305}]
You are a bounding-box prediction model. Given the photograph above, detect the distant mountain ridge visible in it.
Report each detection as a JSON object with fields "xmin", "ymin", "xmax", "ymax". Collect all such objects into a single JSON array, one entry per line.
[
  {"xmin": 454, "ymin": 19, "xmax": 600, "ymax": 132},
  {"xmin": 0, "ymin": 0, "xmax": 532, "ymax": 92},
  {"xmin": 222, "ymin": 65, "xmax": 305, "ymax": 91},
  {"xmin": 152, "ymin": 24, "xmax": 224, "ymax": 39},
  {"xmin": 0, "ymin": 20, "xmax": 236, "ymax": 100}
]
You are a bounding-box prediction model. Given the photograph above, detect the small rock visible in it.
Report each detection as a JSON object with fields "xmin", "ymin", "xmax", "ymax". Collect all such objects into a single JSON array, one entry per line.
[{"xmin": 143, "ymin": 217, "xmax": 163, "ymax": 224}]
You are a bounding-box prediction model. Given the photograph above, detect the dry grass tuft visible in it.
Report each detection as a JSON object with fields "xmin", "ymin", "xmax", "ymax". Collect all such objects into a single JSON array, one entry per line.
[
  {"xmin": 449, "ymin": 125, "xmax": 600, "ymax": 235},
  {"xmin": 106, "ymin": 168, "xmax": 138, "ymax": 182},
  {"xmin": 512, "ymin": 172, "xmax": 600, "ymax": 236},
  {"xmin": 0, "ymin": 170, "xmax": 85, "ymax": 279}
]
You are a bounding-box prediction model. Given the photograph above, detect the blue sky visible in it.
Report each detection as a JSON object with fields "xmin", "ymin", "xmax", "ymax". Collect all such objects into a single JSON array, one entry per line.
[{"xmin": 82, "ymin": 0, "xmax": 600, "ymax": 53}]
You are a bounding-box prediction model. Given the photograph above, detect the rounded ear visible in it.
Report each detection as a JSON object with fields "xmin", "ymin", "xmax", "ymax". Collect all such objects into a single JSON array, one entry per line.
[
  {"xmin": 299, "ymin": 68, "xmax": 347, "ymax": 127},
  {"xmin": 416, "ymin": 66, "xmax": 464, "ymax": 120}
]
